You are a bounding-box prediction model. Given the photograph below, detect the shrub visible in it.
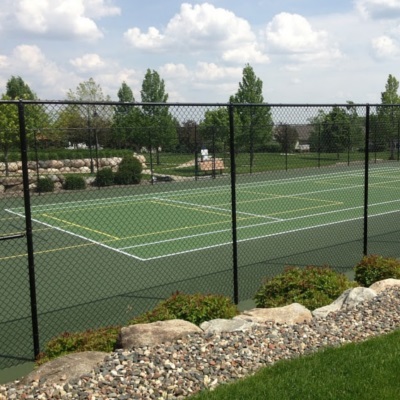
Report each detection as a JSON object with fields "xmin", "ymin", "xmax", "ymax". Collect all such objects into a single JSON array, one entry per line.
[
  {"xmin": 354, "ymin": 254, "xmax": 400, "ymax": 287},
  {"xmin": 95, "ymin": 167, "xmax": 114, "ymax": 187},
  {"xmin": 64, "ymin": 175, "xmax": 86, "ymax": 190},
  {"xmin": 114, "ymin": 156, "xmax": 142, "ymax": 185},
  {"xmin": 254, "ymin": 266, "xmax": 357, "ymax": 311},
  {"xmin": 128, "ymin": 292, "xmax": 239, "ymax": 326},
  {"xmin": 36, "ymin": 176, "xmax": 54, "ymax": 193},
  {"xmin": 36, "ymin": 326, "xmax": 120, "ymax": 365}
]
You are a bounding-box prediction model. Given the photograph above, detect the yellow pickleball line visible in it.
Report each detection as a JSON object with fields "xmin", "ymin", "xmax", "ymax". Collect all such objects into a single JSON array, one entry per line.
[
  {"xmin": 41, "ymin": 213, "xmax": 119, "ymax": 240},
  {"xmin": 149, "ymin": 199, "xmax": 232, "ymax": 217},
  {"xmin": 0, "ymin": 242, "xmax": 95, "ymax": 261}
]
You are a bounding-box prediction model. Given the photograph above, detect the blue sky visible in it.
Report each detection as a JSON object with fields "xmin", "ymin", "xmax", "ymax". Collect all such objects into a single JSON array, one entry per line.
[{"xmin": 1, "ymin": 0, "xmax": 400, "ymax": 103}]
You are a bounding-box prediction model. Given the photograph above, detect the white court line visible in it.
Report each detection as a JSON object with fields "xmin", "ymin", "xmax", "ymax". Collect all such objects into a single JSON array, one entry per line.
[
  {"xmin": 118, "ymin": 198, "xmax": 400, "ymax": 255},
  {"xmin": 151, "ymin": 197, "xmax": 283, "ymax": 221},
  {"xmin": 10, "ymin": 164, "xmax": 397, "ymax": 214},
  {"xmin": 5, "ymin": 164, "xmax": 400, "ymax": 261},
  {"xmin": 4, "ymin": 209, "xmax": 147, "ymax": 261},
  {"xmin": 140, "ymin": 208, "xmax": 400, "ymax": 261}
]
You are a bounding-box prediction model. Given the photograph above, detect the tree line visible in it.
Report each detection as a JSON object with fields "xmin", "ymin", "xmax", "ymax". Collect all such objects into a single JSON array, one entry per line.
[{"xmin": 1, "ymin": 68, "xmax": 399, "ymax": 173}]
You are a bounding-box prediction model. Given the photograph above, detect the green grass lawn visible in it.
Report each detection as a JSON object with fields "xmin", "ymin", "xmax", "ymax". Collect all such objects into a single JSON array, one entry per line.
[{"xmin": 192, "ymin": 329, "xmax": 400, "ymax": 400}]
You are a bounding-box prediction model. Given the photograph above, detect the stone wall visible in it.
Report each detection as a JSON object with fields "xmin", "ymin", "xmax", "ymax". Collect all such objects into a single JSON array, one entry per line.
[{"xmin": 0, "ymin": 155, "xmax": 146, "ymax": 194}]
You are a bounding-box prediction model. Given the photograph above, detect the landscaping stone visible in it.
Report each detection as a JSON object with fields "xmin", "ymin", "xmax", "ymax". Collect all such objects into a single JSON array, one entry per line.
[{"xmin": 235, "ymin": 303, "xmax": 313, "ymax": 324}]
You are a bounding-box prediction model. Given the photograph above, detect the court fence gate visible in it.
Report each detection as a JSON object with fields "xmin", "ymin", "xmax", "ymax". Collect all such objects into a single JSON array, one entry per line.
[{"xmin": 1, "ymin": 101, "xmax": 400, "ymax": 374}]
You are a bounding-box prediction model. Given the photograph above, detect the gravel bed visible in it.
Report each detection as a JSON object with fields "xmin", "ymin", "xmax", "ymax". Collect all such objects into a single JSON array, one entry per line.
[{"xmin": 1, "ymin": 288, "xmax": 399, "ymax": 399}]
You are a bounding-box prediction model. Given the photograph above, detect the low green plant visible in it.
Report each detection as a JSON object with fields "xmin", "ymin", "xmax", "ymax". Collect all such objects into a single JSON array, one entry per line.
[
  {"xmin": 36, "ymin": 326, "xmax": 120, "ymax": 365},
  {"xmin": 354, "ymin": 254, "xmax": 400, "ymax": 287},
  {"xmin": 128, "ymin": 292, "xmax": 239, "ymax": 326},
  {"xmin": 36, "ymin": 176, "xmax": 54, "ymax": 193},
  {"xmin": 95, "ymin": 167, "xmax": 114, "ymax": 187},
  {"xmin": 114, "ymin": 156, "xmax": 142, "ymax": 185},
  {"xmin": 254, "ymin": 266, "xmax": 357, "ymax": 311},
  {"xmin": 64, "ymin": 175, "xmax": 86, "ymax": 190}
]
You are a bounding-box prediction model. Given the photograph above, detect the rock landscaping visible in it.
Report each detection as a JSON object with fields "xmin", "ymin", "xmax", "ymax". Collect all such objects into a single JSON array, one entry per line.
[
  {"xmin": 1, "ymin": 279, "xmax": 400, "ymax": 399},
  {"xmin": 0, "ymin": 155, "xmax": 147, "ymax": 194}
]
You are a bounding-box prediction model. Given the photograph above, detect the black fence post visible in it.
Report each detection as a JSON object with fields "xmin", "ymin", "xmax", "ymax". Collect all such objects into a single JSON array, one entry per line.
[
  {"xmin": 229, "ymin": 104, "xmax": 239, "ymax": 304},
  {"xmin": 18, "ymin": 100, "xmax": 40, "ymax": 360},
  {"xmin": 363, "ymin": 105, "xmax": 370, "ymax": 256}
]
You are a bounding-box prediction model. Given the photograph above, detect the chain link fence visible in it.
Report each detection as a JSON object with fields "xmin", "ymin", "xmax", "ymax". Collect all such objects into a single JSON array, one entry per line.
[{"xmin": 1, "ymin": 101, "xmax": 400, "ymax": 372}]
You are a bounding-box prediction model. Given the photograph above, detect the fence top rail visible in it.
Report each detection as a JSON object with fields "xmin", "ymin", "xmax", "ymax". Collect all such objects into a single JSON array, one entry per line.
[{"xmin": 0, "ymin": 100, "xmax": 397, "ymax": 108}]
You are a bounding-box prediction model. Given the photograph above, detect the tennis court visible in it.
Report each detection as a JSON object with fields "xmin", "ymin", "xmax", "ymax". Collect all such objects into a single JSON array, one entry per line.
[
  {"xmin": 1, "ymin": 162, "xmax": 400, "ymax": 374},
  {"xmin": 3, "ymin": 163, "xmax": 400, "ymax": 262}
]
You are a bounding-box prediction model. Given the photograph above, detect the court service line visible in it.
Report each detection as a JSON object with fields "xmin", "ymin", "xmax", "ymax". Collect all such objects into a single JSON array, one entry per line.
[{"xmin": 152, "ymin": 197, "xmax": 282, "ymax": 221}]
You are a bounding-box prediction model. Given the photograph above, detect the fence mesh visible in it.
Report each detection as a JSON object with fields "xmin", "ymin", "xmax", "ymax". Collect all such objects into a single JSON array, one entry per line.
[{"xmin": 1, "ymin": 101, "xmax": 400, "ymax": 373}]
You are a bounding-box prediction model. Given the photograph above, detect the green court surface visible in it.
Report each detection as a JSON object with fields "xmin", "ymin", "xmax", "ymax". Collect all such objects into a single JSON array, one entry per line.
[
  {"xmin": 1, "ymin": 162, "xmax": 400, "ymax": 374},
  {"xmin": 3, "ymin": 164, "xmax": 400, "ymax": 261}
]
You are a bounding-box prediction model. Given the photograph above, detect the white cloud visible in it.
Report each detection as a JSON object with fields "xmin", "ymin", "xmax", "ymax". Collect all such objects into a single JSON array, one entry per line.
[
  {"xmin": 1, "ymin": 0, "xmax": 120, "ymax": 41},
  {"xmin": 123, "ymin": 27, "xmax": 166, "ymax": 51},
  {"xmin": 371, "ymin": 35, "xmax": 400, "ymax": 58},
  {"xmin": 124, "ymin": 3, "xmax": 268, "ymax": 64},
  {"xmin": 70, "ymin": 53, "xmax": 106, "ymax": 72},
  {"xmin": 0, "ymin": 55, "xmax": 9, "ymax": 68},
  {"xmin": 265, "ymin": 13, "xmax": 342, "ymax": 64},
  {"xmin": 356, "ymin": 0, "xmax": 400, "ymax": 19},
  {"xmin": 159, "ymin": 63, "xmax": 190, "ymax": 79},
  {"xmin": 194, "ymin": 62, "xmax": 241, "ymax": 81},
  {"xmin": 222, "ymin": 44, "xmax": 269, "ymax": 64},
  {"xmin": 1, "ymin": 45, "xmax": 78, "ymax": 98}
]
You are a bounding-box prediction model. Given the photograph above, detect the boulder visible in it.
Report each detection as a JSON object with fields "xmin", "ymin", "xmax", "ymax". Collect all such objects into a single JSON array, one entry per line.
[
  {"xmin": 119, "ymin": 319, "xmax": 202, "ymax": 349},
  {"xmin": 312, "ymin": 287, "xmax": 377, "ymax": 318},
  {"xmin": 200, "ymin": 318, "xmax": 258, "ymax": 333},
  {"xmin": 235, "ymin": 303, "xmax": 312, "ymax": 325},
  {"xmin": 20, "ymin": 351, "xmax": 107, "ymax": 386},
  {"xmin": 369, "ymin": 278, "xmax": 400, "ymax": 293}
]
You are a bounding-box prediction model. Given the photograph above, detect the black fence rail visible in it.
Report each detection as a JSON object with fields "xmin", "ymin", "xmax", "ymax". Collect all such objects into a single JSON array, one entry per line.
[{"xmin": 1, "ymin": 101, "xmax": 400, "ymax": 373}]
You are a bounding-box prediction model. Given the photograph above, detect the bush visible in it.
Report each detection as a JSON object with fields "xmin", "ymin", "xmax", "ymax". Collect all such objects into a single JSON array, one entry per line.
[
  {"xmin": 254, "ymin": 266, "xmax": 357, "ymax": 311},
  {"xmin": 36, "ymin": 177, "xmax": 54, "ymax": 193},
  {"xmin": 354, "ymin": 254, "xmax": 400, "ymax": 287},
  {"xmin": 64, "ymin": 175, "xmax": 86, "ymax": 190},
  {"xmin": 128, "ymin": 292, "xmax": 239, "ymax": 326},
  {"xmin": 95, "ymin": 167, "xmax": 114, "ymax": 187},
  {"xmin": 36, "ymin": 326, "xmax": 120, "ymax": 365},
  {"xmin": 114, "ymin": 156, "xmax": 143, "ymax": 185}
]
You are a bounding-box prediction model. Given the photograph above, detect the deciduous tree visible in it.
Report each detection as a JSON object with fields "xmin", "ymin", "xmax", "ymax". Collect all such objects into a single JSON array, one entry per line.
[
  {"xmin": 140, "ymin": 69, "xmax": 177, "ymax": 161},
  {"xmin": 230, "ymin": 64, "xmax": 273, "ymax": 172}
]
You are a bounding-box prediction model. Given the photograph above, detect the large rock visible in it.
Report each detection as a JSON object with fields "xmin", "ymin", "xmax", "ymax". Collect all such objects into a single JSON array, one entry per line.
[
  {"xmin": 20, "ymin": 351, "xmax": 107, "ymax": 385},
  {"xmin": 369, "ymin": 278, "xmax": 400, "ymax": 293},
  {"xmin": 119, "ymin": 319, "xmax": 202, "ymax": 349},
  {"xmin": 235, "ymin": 303, "xmax": 312, "ymax": 325},
  {"xmin": 312, "ymin": 287, "xmax": 377, "ymax": 318},
  {"xmin": 200, "ymin": 318, "xmax": 258, "ymax": 334}
]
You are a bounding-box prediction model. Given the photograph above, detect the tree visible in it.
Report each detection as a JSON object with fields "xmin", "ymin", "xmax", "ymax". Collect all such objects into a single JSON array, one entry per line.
[
  {"xmin": 199, "ymin": 107, "xmax": 241, "ymax": 153},
  {"xmin": 112, "ymin": 82, "xmax": 142, "ymax": 149},
  {"xmin": 230, "ymin": 64, "xmax": 273, "ymax": 172},
  {"xmin": 308, "ymin": 105, "xmax": 364, "ymax": 156},
  {"xmin": 140, "ymin": 69, "xmax": 177, "ymax": 162},
  {"xmin": 63, "ymin": 78, "xmax": 112, "ymax": 153},
  {"xmin": 0, "ymin": 77, "xmax": 48, "ymax": 174},
  {"xmin": 6, "ymin": 76, "xmax": 36, "ymax": 100},
  {"xmin": 274, "ymin": 124, "xmax": 299, "ymax": 153},
  {"xmin": 0, "ymin": 95, "xmax": 19, "ymax": 175},
  {"xmin": 377, "ymin": 74, "xmax": 400, "ymax": 159}
]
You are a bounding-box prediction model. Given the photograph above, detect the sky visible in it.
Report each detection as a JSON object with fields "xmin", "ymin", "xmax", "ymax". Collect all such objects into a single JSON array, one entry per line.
[{"xmin": 0, "ymin": 0, "xmax": 400, "ymax": 104}]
